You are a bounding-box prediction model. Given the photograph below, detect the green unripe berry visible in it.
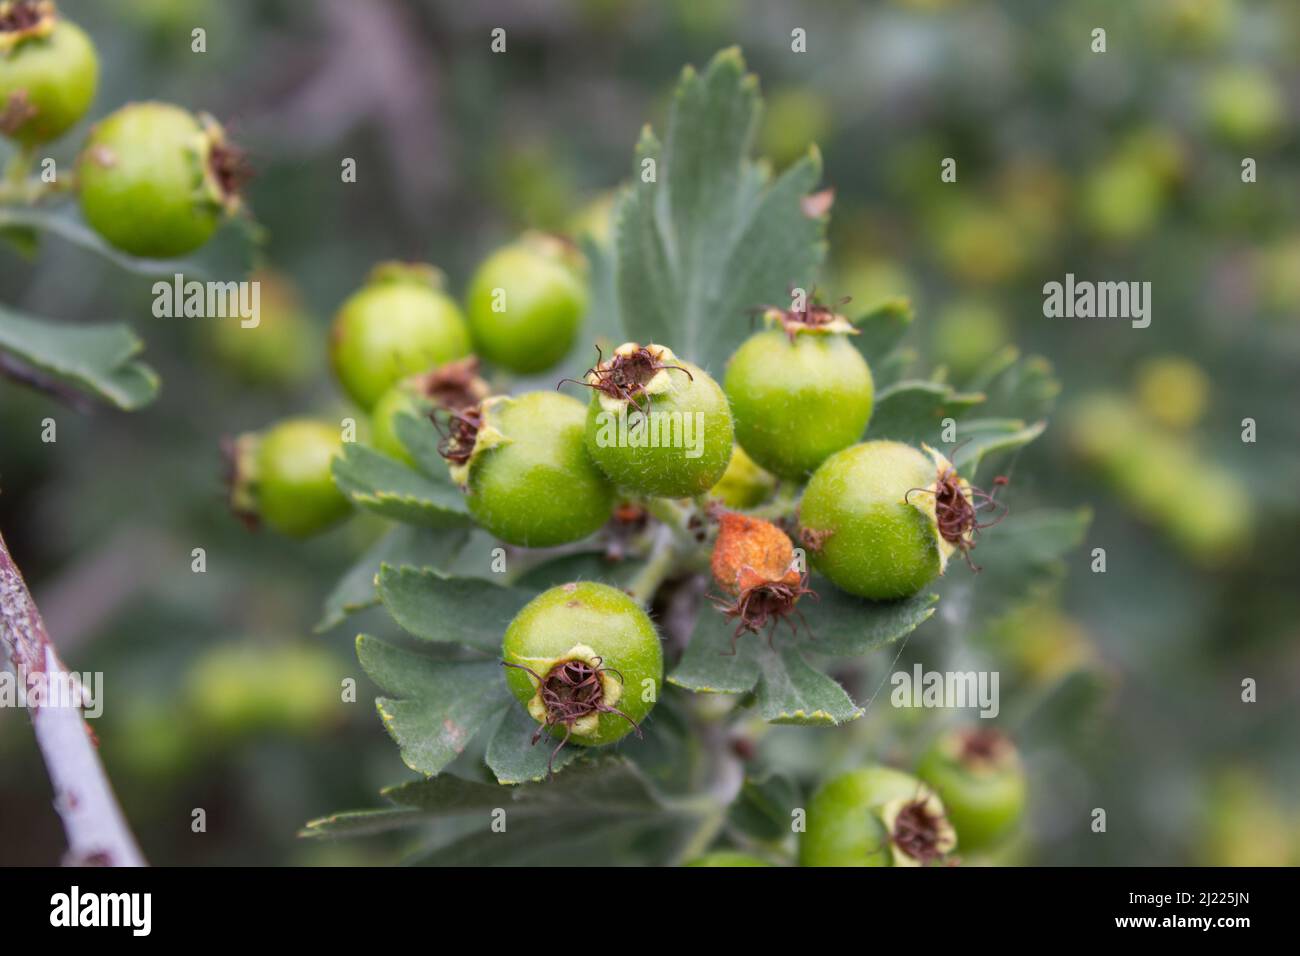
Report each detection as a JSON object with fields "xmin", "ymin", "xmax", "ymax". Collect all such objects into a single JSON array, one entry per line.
[
  {"xmin": 800, "ymin": 766, "xmax": 956, "ymax": 867},
  {"xmin": 709, "ymin": 445, "xmax": 776, "ymax": 509},
  {"xmin": 329, "ymin": 263, "xmax": 472, "ymax": 410},
  {"xmin": 228, "ymin": 418, "xmax": 351, "ymax": 537},
  {"xmin": 801, "ymin": 440, "xmax": 971, "ymax": 600},
  {"xmin": 188, "ymin": 642, "xmax": 343, "ymax": 738},
  {"xmin": 466, "ymin": 233, "xmax": 588, "ymax": 374},
  {"xmin": 187, "ymin": 642, "xmax": 342, "ymax": 739},
  {"xmin": 583, "ymin": 343, "xmax": 733, "ymax": 498},
  {"xmin": 78, "ymin": 102, "xmax": 242, "ymax": 257},
  {"xmin": 203, "ymin": 270, "xmax": 316, "ymax": 387},
  {"xmin": 916, "ymin": 727, "xmax": 1027, "ymax": 853},
  {"xmin": 502, "ymin": 581, "xmax": 662, "ymax": 747},
  {"xmin": 0, "ymin": 3, "xmax": 98, "ymax": 145},
  {"xmin": 685, "ymin": 851, "xmax": 773, "ymax": 867},
  {"xmin": 725, "ymin": 310, "xmax": 873, "ymax": 480},
  {"xmin": 1202, "ymin": 67, "xmax": 1284, "ymax": 146},
  {"xmin": 369, "ymin": 357, "xmax": 490, "ymax": 466},
  {"xmin": 452, "ymin": 391, "xmax": 614, "ymax": 547}
]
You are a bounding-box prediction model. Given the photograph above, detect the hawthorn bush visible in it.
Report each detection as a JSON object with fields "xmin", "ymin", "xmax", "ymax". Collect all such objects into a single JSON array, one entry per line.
[{"xmin": 291, "ymin": 50, "xmax": 1083, "ymax": 866}]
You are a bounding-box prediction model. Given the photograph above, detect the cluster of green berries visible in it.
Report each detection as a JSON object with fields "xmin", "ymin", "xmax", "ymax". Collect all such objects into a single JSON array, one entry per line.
[
  {"xmin": 0, "ymin": 1, "xmax": 246, "ymax": 257},
  {"xmin": 226, "ymin": 232, "xmax": 591, "ymax": 539},
  {"xmin": 692, "ymin": 728, "xmax": 1027, "ymax": 867}
]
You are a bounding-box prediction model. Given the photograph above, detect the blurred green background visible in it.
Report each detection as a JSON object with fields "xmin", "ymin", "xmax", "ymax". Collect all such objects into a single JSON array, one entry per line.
[{"xmin": 2, "ymin": 0, "xmax": 1299, "ymax": 865}]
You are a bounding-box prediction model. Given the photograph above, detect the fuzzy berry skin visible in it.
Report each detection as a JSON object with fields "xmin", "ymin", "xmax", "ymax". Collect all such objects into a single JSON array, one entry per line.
[
  {"xmin": 800, "ymin": 766, "xmax": 955, "ymax": 867},
  {"xmin": 502, "ymin": 582, "xmax": 662, "ymax": 747},
  {"xmin": 801, "ymin": 440, "xmax": 960, "ymax": 600},
  {"xmin": 229, "ymin": 419, "xmax": 351, "ymax": 537},
  {"xmin": 0, "ymin": 5, "xmax": 98, "ymax": 145},
  {"xmin": 583, "ymin": 344, "xmax": 733, "ymax": 498},
  {"xmin": 78, "ymin": 102, "xmax": 241, "ymax": 257},
  {"xmin": 329, "ymin": 263, "xmax": 471, "ymax": 410},
  {"xmin": 725, "ymin": 327, "xmax": 873, "ymax": 480},
  {"xmin": 916, "ymin": 728, "xmax": 1026, "ymax": 853},
  {"xmin": 458, "ymin": 391, "xmax": 614, "ymax": 547},
  {"xmin": 466, "ymin": 234, "xmax": 588, "ymax": 374},
  {"xmin": 204, "ymin": 270, "xmax": 315, "ymax": 387}
]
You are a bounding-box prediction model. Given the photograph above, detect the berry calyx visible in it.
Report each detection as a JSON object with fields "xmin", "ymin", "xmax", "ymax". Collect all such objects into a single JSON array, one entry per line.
[
  {"xmin": 466, "ymin": 232, "xmax": 588, "ymax": 374},
  {"xmin": 725, "ymin": 302, "xmax": 874, "ymax": 480},
  {"xmin": 709, "ymin": 511, "xmax": 815, "ymax": 648},
  {"xmin": 757, "ymin": 295, "xmax": 858, "ymax": 340},
  {"xmin": 800, "ymin": 440, "xmax": 993, "ymax": 600},
  {"xmin": 503, "ymin": 649, "xmax": 638, "ymax": 772},
  {"xmin": 502, "ymin": 582, "xmax": 662, "ymax": 767},
  {"xmin": 800, "ymin": 765, "xmax": 957, "ymax": 867},
  {"xmin": 0, "ymin": 1, "xmax": 98, "ymax": 145},
  {"xmin": 329, "ymin": 262, "xmax": 472, "ymax": 410},
  {"xmin": 916, "ymin": 726, "xmax": 1027, "ymax": 853},
  {"xmin": 226, "ymin": 419, "xmax": 351, "ymax": 538},
  {"xmin": 443, "ymin": 391, "xmax": 614, "ymax": 547},
  {"xmin": 369, "ymin": 356, "xmax": 490, "ymax": 466},
  {"xmin": 78, "ymin": 103, "xmax": 243, "ymax": 257},
  {"xmin": 576, "ymin": 342, "xmax": 734, "ymax": 499}
]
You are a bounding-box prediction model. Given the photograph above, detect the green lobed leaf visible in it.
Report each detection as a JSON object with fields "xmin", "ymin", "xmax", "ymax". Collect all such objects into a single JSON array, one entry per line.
[
  {"xmin": 393, "ymin": 409, "xmax": 452, "ymax": 480},
  {"xmin": 0, "ymin": 305, "xmax": 159, "ymax": 410},
  {"xmin": 972, "ymin": 349, "xmax": 1061, "ymax": 421},
  {"xmin": 799, "ymin": 584, "xmax": 938, "ymax": 657},
  {"xmin": 303, "ymin": 757, "xmax": 665, "ymax": 847},
  {"xmin": 851, "ymin": 297, "xmax": 914, "ymax": 367},
  {"xmin": 331, "ymin": 442, "xmax": 470, "ymax": 528},
  {"xmin": 356, "ymin": 635, "xmax": 509, "ymax": 777},
  {"xmin": 865, "ymin": 379, "xmax": 985, "ymax": 447},
  {"xmin": 615, "ymin": 47, "xmax": 828, "ymax": 371},
  {"xmin": 512, "ymin": 549, "xmax": 645, "ymax": 592},
  {"xmin": 0, "ymin": 204, "xmax": 254, "ymax": 278},
  {"xmin": 948, "ymin": 417, "xmax": 1048, "ymax": 480},
  {"xmin": 315, "ymin": 525, "xmax": 467, "ymax": 632},
  {"xmin": 755, "ymin": 642, "xmax": 860, "ymax": 725},
  {"xmin": 376, "ymin": 565, "xmax": 534, "ymax": 654},
  {"xmin": 484, "ymin": 705, "xmax": 580, "ymax": 785},
  {"xmin": 667, "ymin": 610, "xmax": 761, "ymax": 695}
]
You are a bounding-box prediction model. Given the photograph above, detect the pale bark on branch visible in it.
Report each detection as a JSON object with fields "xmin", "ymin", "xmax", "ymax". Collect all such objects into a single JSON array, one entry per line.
[{"xmin": 0, "ymin": 530, "xmax": 145, "ymax": 866}]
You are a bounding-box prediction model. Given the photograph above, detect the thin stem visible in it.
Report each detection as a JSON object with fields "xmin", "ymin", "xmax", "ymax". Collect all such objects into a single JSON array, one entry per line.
[
  {"xmin": 626, "ymin": 525, "xmax": 677, "ymax": 606},
  {"xmin": 642, "ymin": 496, "xmax": 699, "ymax": 549},
  {"xmin": 744, "ymin": 480, "xmax": 802, "ymax": 522},
  {"xmin": 0, "ymin": 530, "xmax": 146, "ymax": 866},
  {"xmin": 0, "ymin": 143, "xmax": 37, "ymax": 203}
]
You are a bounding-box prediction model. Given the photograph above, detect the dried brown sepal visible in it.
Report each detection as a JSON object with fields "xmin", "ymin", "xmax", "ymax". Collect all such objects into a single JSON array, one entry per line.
[
  {"xmin": 907, "ymin": 467, "xmax": 1009, "ymax": 572},
  {"xmin": 418, "ymin": 356, "xmax": 490, "ymax": 412},
  {"xmin": 433, "ymin": 403, "xmax": 483, "ymax": 466},
  {"xmin": 208, "ymin": 139, "xmax": 253, "ymax": 203},
  {"xmin": 755, "ymin": 288, "xmax": 858, "ymax": 342},
  {"xmin": 891, "ymin": 797, "xmax": 955, "ymax": 866},
  {"xmin": 0, "ymin": 1, "xmax": 53, "ymax": 42},
  {"xmin": 501, "ymin": 657, "xmax": 641, "ymax": 776},
  {"xmin": 558, "ymin": 343, "xmax": 692, "ymax": 412}
]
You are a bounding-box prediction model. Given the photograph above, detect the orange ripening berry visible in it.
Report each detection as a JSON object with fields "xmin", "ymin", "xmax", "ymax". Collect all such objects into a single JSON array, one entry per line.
[{"xmin": 710, "ymin": 512, "xmax": 798, "ymax": 596}]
